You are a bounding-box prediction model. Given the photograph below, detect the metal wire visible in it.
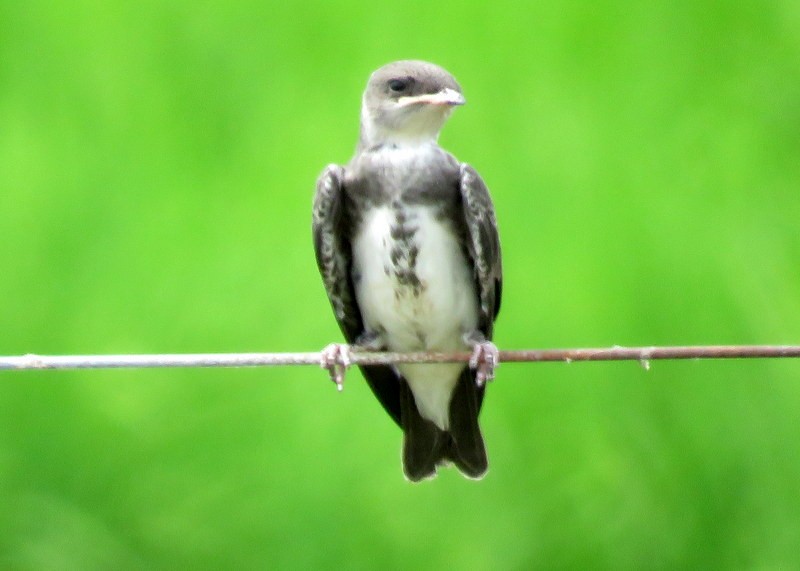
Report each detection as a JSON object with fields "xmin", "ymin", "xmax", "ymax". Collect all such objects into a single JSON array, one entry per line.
[{"xmin": 1, "ymin": 345, "xmax": 799, "ymax": 371}]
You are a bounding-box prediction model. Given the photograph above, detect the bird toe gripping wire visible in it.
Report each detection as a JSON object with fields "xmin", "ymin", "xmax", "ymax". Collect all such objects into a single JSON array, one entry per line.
[
  {"xmin": 319, "ymin": 343, "xmax": 352, "ymax": 391},
  {"xmin": 470, "ymin": 341, "xmax": 500, "ymax": 387}
]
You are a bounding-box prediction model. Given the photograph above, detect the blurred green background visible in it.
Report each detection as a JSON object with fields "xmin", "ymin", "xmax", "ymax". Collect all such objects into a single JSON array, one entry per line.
[{"xmin": 1, "ymin": 1, "xmax": 799, "ymax": 568}]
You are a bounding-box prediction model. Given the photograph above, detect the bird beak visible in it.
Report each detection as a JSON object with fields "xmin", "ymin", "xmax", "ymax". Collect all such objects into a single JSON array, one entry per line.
[{"xmin": 398, "ymin": 88, "xmax": 466, "ymax": 108}]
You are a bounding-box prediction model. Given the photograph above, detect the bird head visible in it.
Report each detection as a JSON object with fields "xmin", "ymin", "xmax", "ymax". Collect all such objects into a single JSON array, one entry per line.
[{"xmin": 359, "ymin": 60, "xmax": 465, "ymax": 150}]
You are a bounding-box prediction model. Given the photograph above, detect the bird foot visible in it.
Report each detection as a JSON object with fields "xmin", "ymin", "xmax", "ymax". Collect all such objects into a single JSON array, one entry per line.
[
  {"xmin": 469, "ymin": 341, "xmax": 499, "ymax": 387},
  {"xmin": 319, "ymin": 343, "xmax": 352, "ymax": 391}
]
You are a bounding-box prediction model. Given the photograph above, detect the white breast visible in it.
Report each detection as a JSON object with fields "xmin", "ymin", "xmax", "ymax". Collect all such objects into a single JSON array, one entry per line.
[{"xmin": 352, "ymin": 204, "xmax": 479, "ymax": 429}]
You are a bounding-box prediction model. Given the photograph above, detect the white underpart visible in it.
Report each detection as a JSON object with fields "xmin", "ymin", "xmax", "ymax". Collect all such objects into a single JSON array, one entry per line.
[
  {"xmin": 352, "ymin": 150, "xmax": 479, "ymax": 430},
  {"xmin": 360, "ymin": 98, "xmax": 453, "ymax": 149}
]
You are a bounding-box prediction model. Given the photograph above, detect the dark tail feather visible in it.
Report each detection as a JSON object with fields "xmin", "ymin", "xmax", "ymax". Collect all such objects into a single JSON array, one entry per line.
[
  {"xmin": 445, "ymin": 368, "xmax": 488, "ymax": 478},
  {"xmin": 400, "ymin": 370, "xmax": 488, "ymax": 482},
  {"xmin": 399, "ymin": 379, "xmax": 443, "ymax": 481}
]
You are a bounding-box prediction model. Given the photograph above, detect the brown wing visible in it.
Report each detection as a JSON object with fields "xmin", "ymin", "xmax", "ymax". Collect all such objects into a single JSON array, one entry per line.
[{"xmin": 459, "ymin": 163, "xmax": 503, "ymax": 338}]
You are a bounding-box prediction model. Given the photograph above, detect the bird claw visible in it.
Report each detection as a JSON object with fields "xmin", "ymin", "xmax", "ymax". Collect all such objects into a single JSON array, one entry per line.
[
  {"xmin": 320, "ymin": 343, "xmax": 352, "ymax": 391},
  {"xmin": 469, "ymin": 341, "xmax": 499, "ymax": 387}
]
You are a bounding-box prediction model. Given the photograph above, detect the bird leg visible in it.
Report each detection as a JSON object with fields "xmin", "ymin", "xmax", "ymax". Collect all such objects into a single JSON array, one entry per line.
[
  {"xmin": 464, "ymin": 331, "xmax": 499, "ymax": 387},
  {"xmin": 319, "ymin": 343, "xmax": 352, "ymax": 392},
  {"xmin": 354, "ymin": 330, "xmax": 387, "ymax": 351},
  {"xmin": 319, "ymin": 330, "xmax": 386, "ymax": 391}
]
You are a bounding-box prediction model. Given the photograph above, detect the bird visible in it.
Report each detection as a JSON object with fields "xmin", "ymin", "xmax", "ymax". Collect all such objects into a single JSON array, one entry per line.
[{"xmin": 312, "ymin": 60, "xmax": 502, "ymax": 481}]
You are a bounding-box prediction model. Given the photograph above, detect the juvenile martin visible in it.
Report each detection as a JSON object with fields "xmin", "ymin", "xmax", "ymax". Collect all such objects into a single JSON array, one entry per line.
[{"xmin": 312, "ymin": 60, "xmax": 502, "ymax": 481}]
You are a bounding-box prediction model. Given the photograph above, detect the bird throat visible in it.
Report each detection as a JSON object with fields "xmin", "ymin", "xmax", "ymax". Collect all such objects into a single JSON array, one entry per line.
[{"xmin": 358, "ymin": 106, "xmax": 448, "ymax": 151}]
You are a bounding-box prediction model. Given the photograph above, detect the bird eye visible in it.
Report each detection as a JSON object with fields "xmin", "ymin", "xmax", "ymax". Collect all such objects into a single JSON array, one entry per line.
[{"xmin": 388, "ymin": 78, "xmax": 409, "ymax": 92}]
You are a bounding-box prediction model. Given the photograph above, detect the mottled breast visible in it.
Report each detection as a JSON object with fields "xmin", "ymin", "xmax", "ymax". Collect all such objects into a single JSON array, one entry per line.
[{"xmin": 344, "ymin": 144, "xmax": 479, "ymax": 351}]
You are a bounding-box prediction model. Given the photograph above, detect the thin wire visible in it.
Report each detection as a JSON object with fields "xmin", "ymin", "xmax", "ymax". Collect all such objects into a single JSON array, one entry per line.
[{"xmin": 1, "ymin": 345, "xmax": 799, "ymax": 371}]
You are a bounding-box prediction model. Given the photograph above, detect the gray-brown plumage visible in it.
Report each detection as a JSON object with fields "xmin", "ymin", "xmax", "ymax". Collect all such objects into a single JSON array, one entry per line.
[{"xmin": 312, "ymin": 60, "xmax": 502, "ymax": 481}]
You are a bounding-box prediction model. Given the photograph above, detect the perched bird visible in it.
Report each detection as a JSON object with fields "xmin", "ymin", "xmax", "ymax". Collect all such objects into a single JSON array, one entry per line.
[{"xmin": 312, "ymin": 60, "xmax": 502, "ymax": 481}]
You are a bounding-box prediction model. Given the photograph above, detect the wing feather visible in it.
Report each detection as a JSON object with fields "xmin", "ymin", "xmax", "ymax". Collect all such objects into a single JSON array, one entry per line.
[
  {"xmin": 312, "ymin": 164, "xmax": 362, "ymax": 341},
  {"xmin": 458, "ymin": 163, "xmax": 503, "ymax": 337}
]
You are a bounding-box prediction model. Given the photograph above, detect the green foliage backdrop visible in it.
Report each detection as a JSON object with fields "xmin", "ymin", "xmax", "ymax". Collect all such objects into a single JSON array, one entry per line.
[{"xmin": 1, "ymin": 1, "xmax": 799, "ymax": 568}]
